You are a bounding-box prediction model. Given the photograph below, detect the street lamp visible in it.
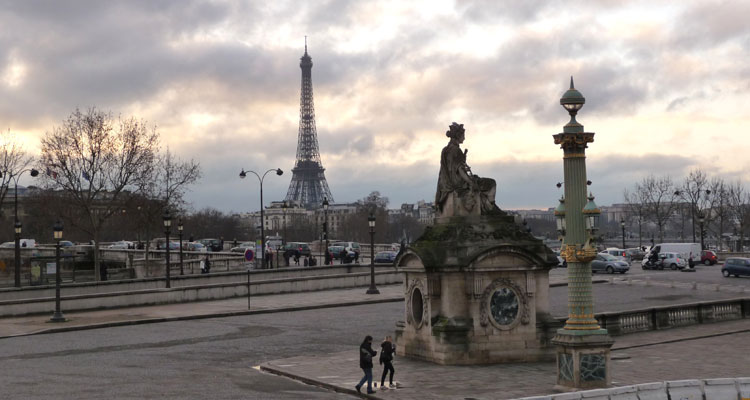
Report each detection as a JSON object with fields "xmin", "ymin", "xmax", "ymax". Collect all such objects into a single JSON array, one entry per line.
[
  {"xmin": 282, "ymin": 201, "xmax": 288, "ymax": 246},
  {"xmin": 240, "ymin": 168, "xmax": 283, "ymax": 269},
  {"xmin": 620, "ymin": 217, "xmax": 626, "ymax": 249},
  {"xmin": 0, "ymin": 168, "xmax": 40, "ymax": 287},
  {"xmin": 366, "ymin": 213, "xmax": 379, "ymax": 295},
  {"xmin": 322, "ymin": 197, "xmax": 329, "ymax": 264},
  {"xmin": 163, "ymin": 209, "xmax": 172, "ymax": 288},
  {"xmin": 698, "ymin": 211, "xmax": 706, "ymax": 251},
  {"xmin": 178, "ymin": 218, "xmax": 184, "ymax": 275},
  {"xmin": 50, "ymin": 220, "xmax": 66, "ymax": 322},
  {"xmin": 551, "ymin": 77, "xmax": 612, "ymax": 390}
]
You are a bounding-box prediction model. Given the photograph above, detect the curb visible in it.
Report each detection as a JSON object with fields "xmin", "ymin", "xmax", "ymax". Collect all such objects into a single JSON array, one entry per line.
[
  {"xmin": 261, "ymin": 363, "xmax": 378, "ymax": 399},
  {"xmin": 0, "ymin": 296, "xmax": 404, "ymax": 340}
]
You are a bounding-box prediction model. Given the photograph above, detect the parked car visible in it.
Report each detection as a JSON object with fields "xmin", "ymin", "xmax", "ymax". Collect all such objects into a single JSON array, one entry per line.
[
  {"xmin": 332, "ymin": 241, "xmax": 360, "ymax": 257},
  {"xmin": 184, "ymin": 242, "xmax": 207, "ymax": 252},
  {"xmin": 660, "ymin": 252, "xmax": 688, "ymax": 270},
  {"xmin": 198, "ymin": 238, "xmax": 223, "ymax": 252},
  {"xmin": 230, "ymin": 246, "xmax": 252, "ymax": 253},
  {"xmin": 108, "ymin": 240, "xmax": 133, "ymax": 249},
  {"xmin": 0, "ymin": 239, "xmax": 36, "ymax": 248},
  {"xmin": 59, "ymin": 240, "xmax": 75, "ymax": 247},
  {"xmin": 722, "ymin": 257, "xmax": 750, "ymax": 277},
  {"xmin": 328, "ymin": 245, "xmax": 355, "ymax": 261},
  {"xmin": 283, "ymin": 242, "xmax": 311, "ymax": 257},
  {"xmin": 625, "ymin": 248, "xmax": 645, "ymax": 261},
  {"xmin": 601, "ymin": 248, "xmax": 630, "ymax": 264},
  {"xmin": 701, "ymin": 250, "xmax": 718, "ymax": 265},
  {"xmin": 374, "ymin": 251, "xmax": 398, "ymax": 264},
  {"xmin": 591, "ymin": 253, "xmax": 630, "ymax": 274}
]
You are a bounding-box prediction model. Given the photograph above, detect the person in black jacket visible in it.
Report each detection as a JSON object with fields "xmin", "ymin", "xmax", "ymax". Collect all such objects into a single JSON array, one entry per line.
[
  {"xmin": 379, "ymin": 335, "xmax": 395, "ymax": 389},
  {"xmin": 355, "ymin": 335, "xmax": 377, "ymax": 394}
]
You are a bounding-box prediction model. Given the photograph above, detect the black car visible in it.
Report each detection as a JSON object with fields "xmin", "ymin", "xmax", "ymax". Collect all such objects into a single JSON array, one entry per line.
[
  {"xmin": 283, "ymin": 242, "xmax": 311, "ymax": 257},
  {"xmin": 722, "ymin": 257, "xmax": 750, "ymax": 278},
  {"xmin": 374, "ymin": 251, "xmax": 398, "ymax": 264}
]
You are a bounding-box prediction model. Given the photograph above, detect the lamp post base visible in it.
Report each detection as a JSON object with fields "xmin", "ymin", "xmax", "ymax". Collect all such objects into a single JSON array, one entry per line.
[
  {"xmin": 366, "ymin": 286, "xmax": 380, "ymax": 295},
  {"xmin": 49, "ymin": 312, "xmax": 67, "ymax": 323},
  {"xmin": 552, "ymin": 329, "xmax": 613, "ymax": 391}
]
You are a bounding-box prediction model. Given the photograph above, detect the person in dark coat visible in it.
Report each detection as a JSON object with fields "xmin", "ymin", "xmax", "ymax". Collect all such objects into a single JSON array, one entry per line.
[
  {"xmin": 324, "ymin": 249, "xmax": 331, "ymax": 265},
  {"xmin": 340, "ymin": 248, "xmax": 347, "ymax": 264},
  {"xmin": 355, "ymin": 335, "xmax": 377, "ymax": 394},
  {"xmin": 379, "ymin": 335, "xmax": 396, "ymax": 389}
]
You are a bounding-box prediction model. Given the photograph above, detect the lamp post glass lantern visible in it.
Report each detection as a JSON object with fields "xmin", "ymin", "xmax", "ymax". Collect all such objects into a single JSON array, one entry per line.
[
  {"xmin": 163, "ymin": 210, "xmax": 172, "ymax": 288},
  {"xmin": 366, "ymin": 213, "xmax": 379, "ymax": 295},
  {"xmin": 240, "ymin": 168, "xmax": 283, "ymax": 270},
  {"xmin": 50, "ymin": 220, "xmax": 66, "ymax": 322}
]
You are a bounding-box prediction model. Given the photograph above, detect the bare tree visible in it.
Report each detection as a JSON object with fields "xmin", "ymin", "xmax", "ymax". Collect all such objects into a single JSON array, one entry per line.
[
  {"xmin": 0, "ymin": 129, "xmax": 34, "ymax": 223},
  {"xmin": 727, "ymin": 181, "xmax": 750, "ymax": 251},
  {"xmin": 706, "ymin": 177, "xmax": 730, "ymax": 250},
  {"xmin": 39, "ymin": 108, "xmax": 158, "ymax": 281},
  {"xmin": 137, "ymin": 148, "xmax": 201, "ymax": 263},
  {"xmin": 676, "ymin": 169, "xmax": 711, "ymax": 242},
  {"xmin": 637, "ymin": 175, "xmax": 679, "ymax": 243},
  {"xmin": 623, "ymin": 188, "xmax": 648, "ymax": 247}
]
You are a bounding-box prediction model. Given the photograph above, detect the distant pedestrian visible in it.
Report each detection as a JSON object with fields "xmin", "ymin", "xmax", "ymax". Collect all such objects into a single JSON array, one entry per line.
[
  {"xmin": 324, "ymin": 250, "xmax": 331, "ymax": 266},
  {"xmin": 294, "ymin": 249, "xmax": 300, "ymax": 265},
  {"xmin": 266, "ymin": 247, "xmax": 273, "ymax": 269},
  {"xmin": 309, "ymin": 256, "xmax": 317, "ymax": 267},
  {"xmin": 379, "ymin": 335, "xmax": 396, "ymax": 389},
  {"xmin": 303, "ymin": 256, "xmax": 309, "ymax": 267},
  {"xmin": 354, "ymin": 251, "xmax": 359, "ymax": 264},
  {"xmin": 340, "ymin": 248, "xmax": 347, "ymax": 264},
  {"xmin": 688, "ymin": 252, "xmax": 695, "ymax": 269},
  {"xmin": 355, "ymin": 335, "xmax": 377, "ymax": 394},
  {"xmin": 201, "ymin": 255, "xmax": 211, "ymax": 274}
]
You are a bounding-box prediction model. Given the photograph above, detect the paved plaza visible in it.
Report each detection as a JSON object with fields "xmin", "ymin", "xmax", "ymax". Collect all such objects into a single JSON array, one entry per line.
[
  {"xmin": 262, "ymin": 319, "xmax": 750, "ymax": 399},
  {"xmin": 1, "ymin": 265, "xmax": 749, "ymax": 399}
]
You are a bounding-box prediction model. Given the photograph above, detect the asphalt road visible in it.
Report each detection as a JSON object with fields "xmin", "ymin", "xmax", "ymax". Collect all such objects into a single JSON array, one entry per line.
[{"xmin": 0, "ymin": 302, "xmax": 404, "ymax": 400}]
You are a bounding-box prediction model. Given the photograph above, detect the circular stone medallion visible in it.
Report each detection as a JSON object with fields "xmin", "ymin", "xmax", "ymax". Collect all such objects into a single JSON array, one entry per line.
[{"xmin": 489, "ymin": 287, "xmax": 519, "ymax": 327}]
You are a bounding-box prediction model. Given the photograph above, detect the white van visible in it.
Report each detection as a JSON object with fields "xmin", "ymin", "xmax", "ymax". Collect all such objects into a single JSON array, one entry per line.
[{"xmin": 649, "ymin": 243, "xmax": 701, "ymax": 262}]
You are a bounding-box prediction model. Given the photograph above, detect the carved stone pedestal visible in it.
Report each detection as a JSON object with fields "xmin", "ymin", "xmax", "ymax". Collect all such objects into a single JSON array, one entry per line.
[
  {"xmin": 552, "ymin": 330, "xmax": 613, "ymax": 391},
  {"xmin": 394, "ymin": 214, "xmax": 559, "ymax": 365}
]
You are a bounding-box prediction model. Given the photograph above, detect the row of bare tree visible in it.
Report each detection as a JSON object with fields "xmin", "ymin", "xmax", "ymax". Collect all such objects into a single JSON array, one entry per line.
[
  {"xmin": 624, "ymin": 169, "xmax": 750, "ymax": 249},
  {"xmin": 2, "ymin": 108, "xmax": 201, "ymax": 280}
]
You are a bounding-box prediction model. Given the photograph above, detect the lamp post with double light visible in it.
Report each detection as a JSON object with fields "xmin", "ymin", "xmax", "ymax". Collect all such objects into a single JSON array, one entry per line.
[
  {"xmin": 366, "ymin": 213, "xmax": 379, "ymax": 295},
  {"xmin": 240, "ymin": 168, "xmax": 283, "ymax": 269},
  {"xmin": 322, "ymin": 197, "xmax": 329, "ymax": 264},
  {"xmin": 50, "ymin": 220, "xmax": 66, "ymax": 322},
  {"xmin": 163, "ymin": 210, "xmax": 171, "ymax": 288},
  {"xmin": 621, "ymin": 217, "xmax": 626, "ymax": 250},
  {"xmin": 699, "ymin": 212, "xmax": 706, "ymax": 250},
  {"xmin": 551, "ymin": 77, "xmax": 612, "ymax": 390},
  {"xmin": 178, "ymin": 219, "xmax": 184, "ymax": 275},
  {"xmin": 1, "ymin": 168, "xmax": 40, "ymax": 287}
]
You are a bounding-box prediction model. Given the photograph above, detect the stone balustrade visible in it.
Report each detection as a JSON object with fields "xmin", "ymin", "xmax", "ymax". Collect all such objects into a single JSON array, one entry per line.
[{"xmin": 518, "ymin": 377, "xmax": 750, "ymax": 400}]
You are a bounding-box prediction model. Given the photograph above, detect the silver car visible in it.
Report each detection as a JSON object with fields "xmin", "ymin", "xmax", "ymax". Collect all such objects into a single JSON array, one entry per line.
[{"xmin": 591, "ymin": 253, "xmax": 630, "ymax": 274}]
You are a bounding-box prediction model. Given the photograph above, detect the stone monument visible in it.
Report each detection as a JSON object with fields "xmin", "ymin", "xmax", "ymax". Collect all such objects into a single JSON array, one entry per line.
[{"xmin": 394, "ymin": 122, "xmax": 559, "ymax": 365}]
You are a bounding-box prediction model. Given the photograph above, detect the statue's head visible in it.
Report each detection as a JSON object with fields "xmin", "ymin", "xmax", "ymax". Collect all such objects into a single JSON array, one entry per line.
[{"xmin": 446, "ymin": 122, "xmax": 465, "ymax": 141}]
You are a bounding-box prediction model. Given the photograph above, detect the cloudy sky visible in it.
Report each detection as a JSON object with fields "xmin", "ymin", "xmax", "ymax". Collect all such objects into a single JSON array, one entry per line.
[{"xmin": 1, "ymin": 0, "xmax": 749, "ymax": 213}]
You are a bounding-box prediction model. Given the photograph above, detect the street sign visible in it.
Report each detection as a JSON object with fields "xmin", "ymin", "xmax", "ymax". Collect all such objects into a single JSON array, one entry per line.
[{"xmin": 244, "ymin": 248, "xmax": 254, "ymax": 262}]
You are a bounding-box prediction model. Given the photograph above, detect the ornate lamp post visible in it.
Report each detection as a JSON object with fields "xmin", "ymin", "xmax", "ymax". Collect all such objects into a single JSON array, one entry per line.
[
  {"xmin": 366, "ymin": 213, "xmax": 379, "ymax": 295},
  {"xmin": 620, "ymin": 217, "xmax": 626, "ymax": 249},
  {"xmin": 240, "ymin": 168, "xmax": 283, "ymax": 269},
  {"xmin": 322, "ymin": 197, "xmax": 329, "ymax": 264},
  {"xmin": 178, "ymin": 219, "xmax": 184, "ymax": 275},
  {"xmin": 50, "ymin": 220, "xmax": 66, "ymax": 322},
  {"xmin": 163, "ymin": 210, "xmax": 172, "ymax": 288},
  {"xmin": 1, "ymin": 168, "xmax": 40, "ymax": 287},
  {"xmin": 551, "ymin": 77, "xmax": 612, "ymax": 390}
]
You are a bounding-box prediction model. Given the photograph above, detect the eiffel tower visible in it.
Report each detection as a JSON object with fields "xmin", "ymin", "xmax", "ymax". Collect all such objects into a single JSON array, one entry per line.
[{"xmin": 284, "ymin": 40, "xmax": 334, "ymax": 209}]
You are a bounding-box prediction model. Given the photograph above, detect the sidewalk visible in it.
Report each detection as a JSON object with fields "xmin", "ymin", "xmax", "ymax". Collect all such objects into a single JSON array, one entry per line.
[
  {"xmin": 0, "ymin": 274, "xmax": 581, "ymax": 339},
  {"xmin": 0, "ymin": 284, "xmax": 405, "ymax": 338},
  {"xmin": 260, "ymin": 319, "xmax": 750, "ymax": 400}
]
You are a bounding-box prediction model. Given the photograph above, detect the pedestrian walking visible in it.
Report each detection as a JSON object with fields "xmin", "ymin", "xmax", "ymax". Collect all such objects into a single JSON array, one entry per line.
[
  {"xmin": 324, "ymin": 249, "xmax": 331, "ymax": 265},
  {"xmin": 379, "ymin": 335, "xmax": 396, "ymax": 389},
  {"xmin": 340, "ymin": 248, "xmax": 347, "ymax": 264},
  {"xmin": 266, "ymin": 246, "xmax": 274, "ymax": 269},
  {"xmin": 355, "ymin": 335, "xmax": 377, "ymax": 394},
  {"xmin": 688, "ymin": 252, "xmax": 695, "ymax": 269},
  {"xmin": 294, "ymin": 249, "xmax": 300, "ymax": 265}
]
